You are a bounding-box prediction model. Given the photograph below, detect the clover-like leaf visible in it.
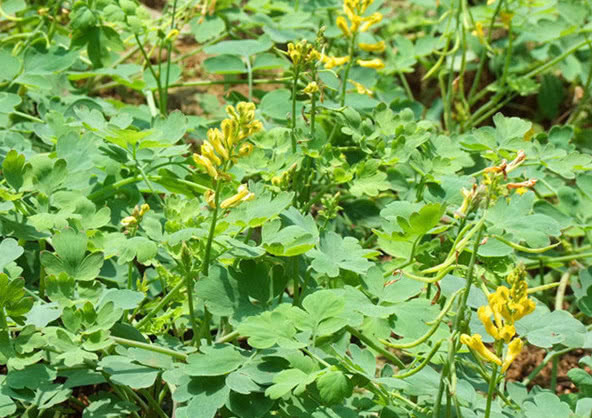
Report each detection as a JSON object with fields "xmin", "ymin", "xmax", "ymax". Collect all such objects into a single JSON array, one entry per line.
[
  {"xmin": 40, "ymin": 229, "xmax": 104, "ymax": 281},
  {"xmin": 316, "ymin": 370, "xmax": 353, "ymax": 405},
  {"xmin": 186, "ymin": 344, "xmax": 246, "ymax": 377},
  {"xmin": 309, "ymin": 232, "xmax": 377, "ymax": 278},
  {"xmin": 98, "ymin": 356, "xmax": 159, "ymax": 389}
]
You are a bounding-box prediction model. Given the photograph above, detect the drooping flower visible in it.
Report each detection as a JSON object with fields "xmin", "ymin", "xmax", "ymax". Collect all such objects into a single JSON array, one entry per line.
[
  {"xmin": 460, "ymin": 334, "xmax": 502, "ymax": 366},
  {"xmin": 357, "ymin": 58, "xmax": 384, "ymax": 69},
  {"xmin": 220, "ymin": 184, "xmax": 255, "ymax": 209},
  {"xmin": 461, "ymin": 265, "xmax": 534, "ymax": 373},
  {"xmin": 358, "ymin": 40, "xmax": 385, "ymax": 52}
]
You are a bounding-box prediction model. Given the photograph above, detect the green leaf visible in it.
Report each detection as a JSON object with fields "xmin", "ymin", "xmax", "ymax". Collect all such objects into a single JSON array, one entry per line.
[
  {"xmin": 0, "ymin": 92, "xmax": 21, "ymax": 113},
  {"xmin": 174, "ymin": 376, "xmax": 229, "ymax": 418},
  {"xmin": 0, "ymin": 274, "xmax": 33, "ymax": 320},
  {"xmin": 204, "ymin": 35, "xmax": 273, "ymax": 57},
  {"xmin": 190, "ymin": 16, "xmax": 225, "ymax": 43},
  {"xmin": 118, "ymin": 237, "xmax": 157, "ymax": 264},
  {"xmin": 194, "ymin": 265, "xmax": 263, "ymax": 324},
  {"xmin": 265, "ymin": 368, "xmax": 315, "ymax": 399},
  {"xmin": 237, "ymin": 305, "xmax": 303, "ymax": 349},
  {"xmin": 6, "ymin": 364, "xmax": 56, "ymax": 390},
  {"xmin": 0, "ymin": 50, "xmax": 20, "ymax": 82},
  {"xmin": 186, "ymin": 344, "xmax": 246, "ymax": 376},
  {"xmin": 260, "ymin": 89, "xmax": 303, "ymax": 120},
  {"xmin": 349, "ymin": 160, "xmax": 390, "ymax": 197},
  {"xmin": 309, "ymin": 232, "xmax": 376, "ymax": 278},
  {"xmin": 523, "ymin": 392, "xmax": 571, "ymax": 418},
  {"xmin": 0, "ymin": 239, "xmax": 24, "ymax": 271},
  {"xmin": 487, "ymin": 192, "xmax": 561, "ymax": 248},
  {"xmin": 41, "ymin": 229, "xmax": 104, "ymax": 281},
  {"xmin": 518, "ymin": 310, "xmax": 586, "ymax": 348},
  {"xmin": 537, "ymin": 74, "xmax": 564, "ymax": 120},
  {"xmin": 227, "ymin": 189, "xmax": 294, "ymax": 228},
  {"xmin": 204, "ymin": 55, "xmax": 246, "ymax": 74},
  {"xmin": 2, "ymin": 150, "xmax": 26, "ymax": 191},
  {"xmin": 98, "ymin": 356, "xmax": 159, "ymax": 389},
  {"xmin": 316, "ymin": 370, "xmax": 353, "ymax": 405}
]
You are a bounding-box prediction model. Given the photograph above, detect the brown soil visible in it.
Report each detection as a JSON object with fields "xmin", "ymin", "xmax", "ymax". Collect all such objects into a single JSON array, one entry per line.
[{"xmin": 506, "ymin": 346, "xmax": 592, "ymax": 394}]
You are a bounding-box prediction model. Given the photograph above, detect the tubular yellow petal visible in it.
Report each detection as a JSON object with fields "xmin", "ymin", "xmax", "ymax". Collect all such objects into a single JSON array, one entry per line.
[
  {"xmin": 139, "ymin": 203, "xmax": 150, "ymax": 216},
  {"xmin": 478, "ymin": 306, "xmax": 499, "ymax": 340},
  {"xmin": 239, "ymin": 143, "xmax": 253, "ymax": 157},
  {"xmin": 221, "ymin": 119, "xmax": 237, "ymax": 147},
  {"xmin": 208, "ymin": 128, "xmax": 229, "ymax": 161},
  {"xmin": 220, "ymin": 184, "xmax": 251, "ymax": 209},
  {"xmin": 193, "ymin": 154, "xmax": 218, "ymax": 179},
  {"xmin": 201, "ymin": 141, "xmax": 222, "ymax": 166},
  {"xmin": 360, "ymin": 12, "xmax": 382, "ymax": 32},
  {"xmin": 349, "ymin": 79, "xmax": 373, "ymax": 96},
  {"xmin": 204, "ymin": 190, "xmax": 216, "ymax": 208},
  {"xmin": 498, "ymin": 324, "xmax": 516, "ymax": 344},
  {"xmin": 323, "ymin": 55, "xmax": 350, "ymax": 69},
  {"xmin": 461, "ymin": 334, "xmax": 502, "ymax": 366},
  {"xmin": 336, "ymin": 16, "xmax": 351, "ymax": 37},
  {"xmin": 357, "ymin": 58, "xmax": 384, "ymax": 69},
  {"xmin": 501, "ymin": 338, "xmax": 523, "ymax": 373},
  {"xmin": 121, "ymin": 216, "xmax": 137, "ymax": 226},
  {"xmin": 358, "ymin": 40, "xmax": 385, "ymax": 52}
]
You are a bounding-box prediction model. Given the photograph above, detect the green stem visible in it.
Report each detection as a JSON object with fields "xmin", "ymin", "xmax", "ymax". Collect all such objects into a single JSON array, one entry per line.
[
  {"xmin": 38, "ymin": 239, "xmax": 46, "ymax": 299},
  {"xmin": 110, "ymin": 336, "xmax": 188, "ymax": 361},
  {"xmin": 434, "ymin": 206, "xmax": 488, "ymax": 418},
  {"xmin": 183, "ymin": 261, "xmax": 200, "ymax": 346},
  {"xmin": 485, "ymin": 342, "xmax": 502, "ymax": 418},
  {"xmin": 523, "ymin": 39, "xmax": 588, "ymax": 80},
  {"xmin": 202, "ymin": 180, "xmax": 223, "ymax": 276},
  {"xmin": 467, "ymin": 0, "xmax": 504, "ymax": 103},
  {"xmin": 136, "ymin": 280, "xmax": 184, "ymax": 329},
  {"xmin": 291, "ymin": 67, "xmax": 300, "ymax": 153},
  {"xmin": 162, "ymin": 0, "xmax": 178, "ymax": 114},
  {"xmin": 522, "ymin": 348, "xmax": 572, "ymax": 385},
  {"xmin": 139, "ymin": 389, "xmax": 169, "ymax": 418},
  {"xmin": 339, "ymin": 34, "xmax": 357, "ymax": 107},
  {"xmin": 524, "ymin": 252, "xmax": 592, "ymax": 268},
  {"xmin": 0, "ymin": 309, "xmax": 9, "ymax": 343},
  {"xmin": 346, "ymin": 326, "xmax": 406, "ymax": 369},
  {"xmin": 135, "ymin": 33, "xmax": 163, "ymax": 113}
]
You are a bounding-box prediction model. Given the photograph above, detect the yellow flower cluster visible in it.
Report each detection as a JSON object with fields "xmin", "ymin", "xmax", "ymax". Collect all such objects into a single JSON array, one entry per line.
[
  {"xmin": 121, "ymin": 203, "xmax": 150, "ymax": 228},
  {"xmin": 193, "ymin": 102, "xmax": 262, "ymax": 180},
  {"xmin": 336, "ymin": 0, "xmax": 385, "ymax": 70},
  {"xmin": 338, "ymin": 0, "xmax": 382, "ymax": 36},
  {"xmin": 193, "ymin": 102, "xmax": 262, "ymax": 209},
  {"xmin": 461, "ymin": 267, "xmax": 535, "ymax": 373},
  {"xmin": 287, "ymin": 40, "xmax": 320, "ymax": 67}
]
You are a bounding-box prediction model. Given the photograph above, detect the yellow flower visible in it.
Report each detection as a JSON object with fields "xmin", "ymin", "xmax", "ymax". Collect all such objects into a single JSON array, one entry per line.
[
  {"xmin": 193, "ymin": 154, "xmax": 218, "ymax": 179},
  {"xmin": 322, "ymin": 55, "xmax": 351, "ymax": 69},
  {"xmin": 303, "ymin": 81, "xmax": 319, "ymax": 95},
  {"xmin": 207, "ymin": 128, "xmax": 229, "ymax": 161},
  {"xmin": 358, "ymin": 40, "xmax": 385, "ymax": 52},
  {"xmin": 239, "ymin": 143, "xmax": 253, "ymax": 157},
  {"xmin": 357, "ymin": 58, "xmax": 384, "ymax": 69},
  {"xmin": 360, "ymin": 12, "xmax": 382, "ymax": 32},
  {"xmin": 121, "ymin": 216, "xmax": 137, "ymax": 227},
  {"xmin": 220, "ymin": 184, "xmax": 255, "ymax": 209},
  {"xmin": 473, "ymin": 21, "xmax": 485, "ymax": 40},
  {"xmin": 336, "ymin": 16, "xmax": 351, "ymax": 37},
  {"xmin": 349, "ymin": 79, "xmax": 373, "ymax": 96},
  {"xmin": 201, "ymin": 141, "xmax": 222, "ymax": 166},
  {"xmin": 204, "ymin": 190, "xmax": 216, "ymax": 209},
  {"xmin": 139, "ymin": 203, "xmax": 150, "ymax": 216},
  {"xmin": 501, "ymin": 338, "xmax": 523, "ymax": 372},
  {"xmin": 487, "ymin": 0, "xmax": 496, "ymax": 4},
  {"xmin": 460, "ymin": 334, "xmax": 502, "ymax": 367}
]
